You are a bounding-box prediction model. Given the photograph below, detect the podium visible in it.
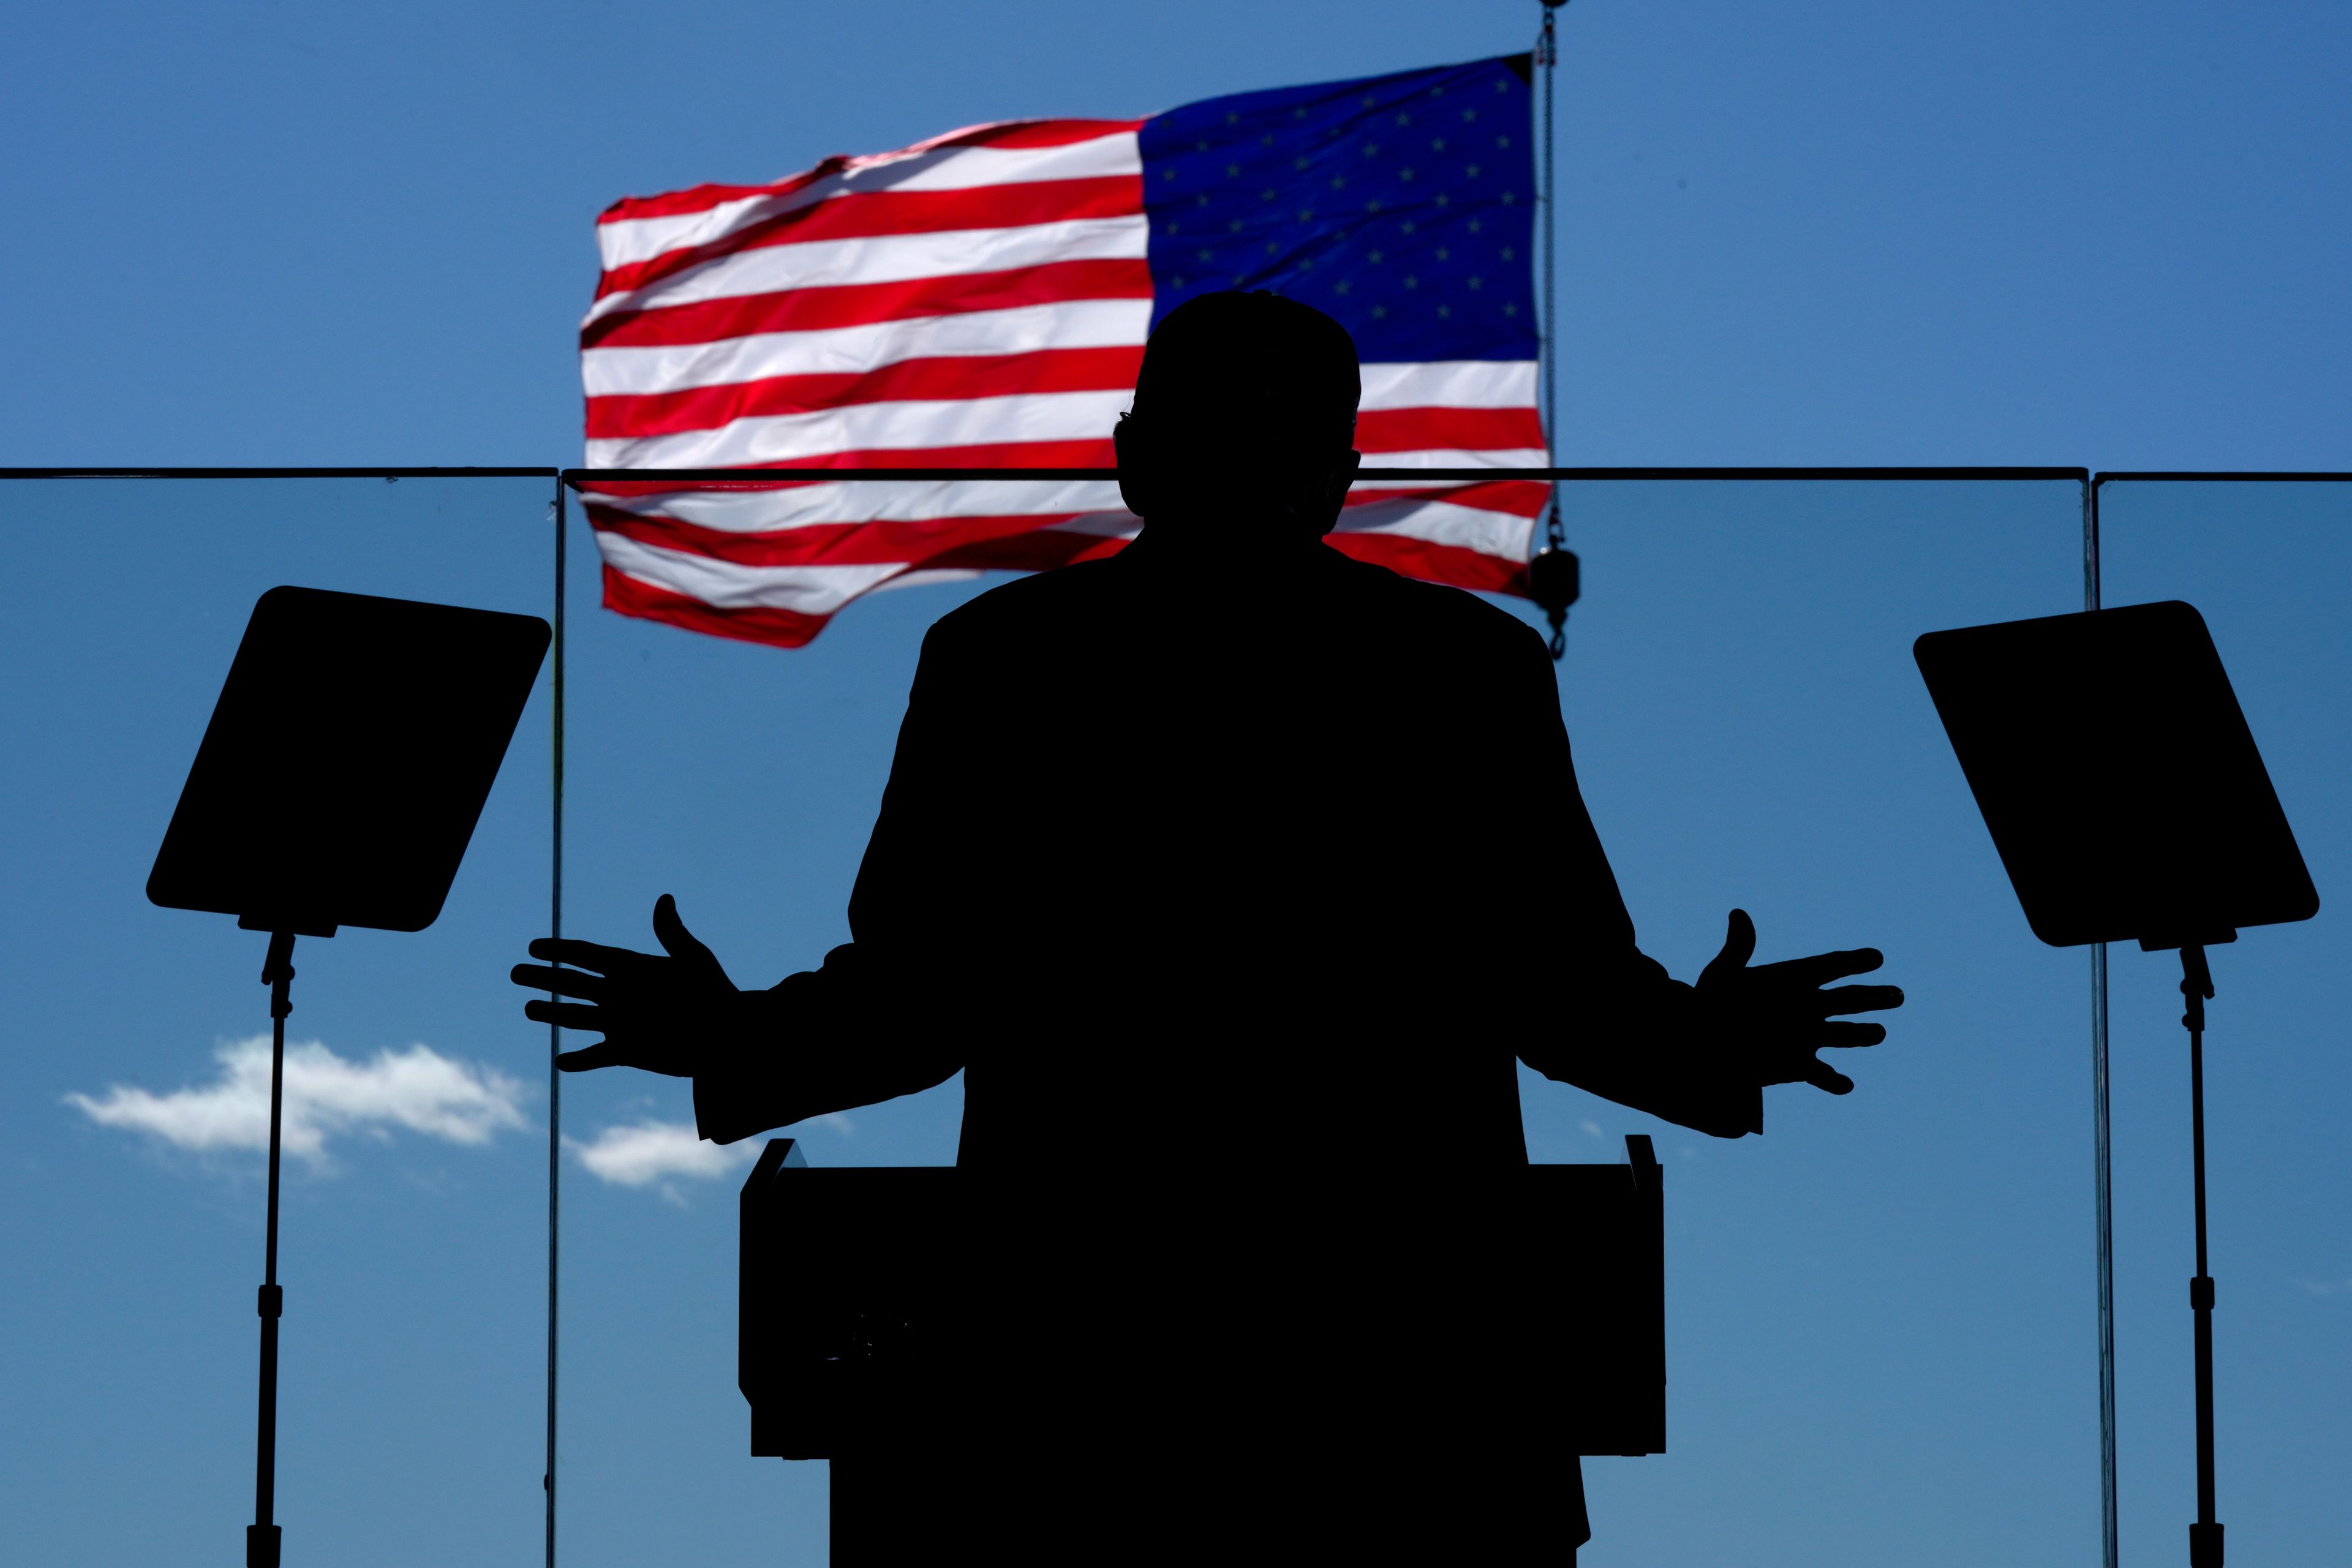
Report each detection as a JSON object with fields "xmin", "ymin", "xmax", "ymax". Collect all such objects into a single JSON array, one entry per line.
[{"xmin": 740, "ymin": 1136, "xmax": 1665, "ymax": 1561}]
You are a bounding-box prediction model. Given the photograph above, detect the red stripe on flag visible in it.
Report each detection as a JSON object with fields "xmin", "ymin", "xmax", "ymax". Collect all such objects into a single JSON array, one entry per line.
[
  {"xmin": 590, "ymin": 499, "xmax": 1532, "ymax": 586},
  {"xmin": 586, "ymin": 346, "xmax": 1148, "ymax": 439},
  {"xmin": 909, "ymin": 118, "xmax": 1145, "ymax": 151},
  {"xmin": 1352, "ymin": 405, "xmax": 1546, "ymax": 453},
  {"xmin": 586, "ymin": 506, "xmax": 1118, "ymax": 569},
  {"xmin": 1343, "ymin": 479, "xmax": 1550, "ymax": 517},
  {"xmin": 597, "ymin": 170, "xmax": 831, "ymax": 229},
  {"xmin": 581, "ymin": 258, "xmax": 1153, "ymax": 349},
  {"xmin": 588, "ymin": 438, "xmax": 1123, "ymax": 472},
  {"xmin": 1325, "ymin": 531, "xmax": 1532, "ymax": 597},
  {"xmin": 600, "ymin": 563, "xmax": 835, "ymax": 649},
  {"xmin": 915, "ymin": 528, "xmax": 1129, "ymax": 573},
  {"xmin": 574, "ymin": 478, "xmax": 824, "ymax": 500},
  {"xmin": 597, "ymin": 119, "xmax": 1145, "ymax": 225},
  {"xmin": 597, "ymin": 176, "xmax": 1144, "ymax": 300}
]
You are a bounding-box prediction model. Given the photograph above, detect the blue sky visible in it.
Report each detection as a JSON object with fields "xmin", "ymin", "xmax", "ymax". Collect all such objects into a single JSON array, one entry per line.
[{"xmin": 2, "ymin": 3, "xmax": 2348, "ymax": 1566}]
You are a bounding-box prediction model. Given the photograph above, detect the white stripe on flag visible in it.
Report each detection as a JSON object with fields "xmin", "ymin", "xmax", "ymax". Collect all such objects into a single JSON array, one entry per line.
[
  {"xmin": 1039, "ymin": 510, "xmax": 1144, "ymax": 539},
  {"xmin": 1332, "ymin": 496, "xmax": 1539, "ymax": 561},
  {"xmin": 598, "ymin": 532, "xmax": 910, "ymax": 616},
  {"xmin": 1358, "ymin": 360, "xmax": 1538, "ymax": 411},
  {"xmin": 1349, "ymin": 448, "xmax": 1550, "ymax": 472},
  {"xmin": 583, "ymin": 478, "xmax": 1126, "ymax": 530},
  {"xmin": 587, "ymin": 388, "xmax": 1136, "ymax": 469},
  {"xmin": 582, "ymin": 300, "xmax": 1152, "ymax": 398},
  {"xmin": 596, "ymin": 130, "xmax": 1144, "ymax": 270},
  {"xmin": 588, "ymin": 214, "xmax": 1150, "ymax": 324}
]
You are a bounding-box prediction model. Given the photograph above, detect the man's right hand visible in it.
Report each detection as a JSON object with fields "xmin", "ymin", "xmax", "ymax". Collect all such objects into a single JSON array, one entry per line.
[
  {"xmin": 510, "ymin": 894, "xmax": 745, "ymax": 1076},
  {"xmin": 1693, "ymin": 908, "xmax": 1901, "ymax": 1097}
]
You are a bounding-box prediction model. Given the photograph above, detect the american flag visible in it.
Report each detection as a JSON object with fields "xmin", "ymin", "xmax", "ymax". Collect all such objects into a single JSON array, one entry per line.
[{"xmin": 578, "ymin": 55, "xmax": 1546, "ymax": 648}]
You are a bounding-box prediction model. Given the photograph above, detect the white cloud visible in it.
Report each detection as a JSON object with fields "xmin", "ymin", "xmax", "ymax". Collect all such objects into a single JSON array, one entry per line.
[
  {"xmin": 567, "ymin": 1118, "xmax": 758, "ymax": 1193},
  {"xmin": 66, "ymin": 1037, "xmax": 528, "ymax": 1169},
  {"xmin": 2298, "ymin": 1276, "xmax": 2352, "ymax": 1298},
  {"xmin": 1579, "ymin": 1118, "xmax": 1604, "ymax": 1139}
]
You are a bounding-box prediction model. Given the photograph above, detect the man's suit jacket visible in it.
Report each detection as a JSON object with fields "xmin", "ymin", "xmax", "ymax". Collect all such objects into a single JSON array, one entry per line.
[
  {"xmin": 694, "ymin": 528, "xmax": 1757, "ymax": 1161},
  {"xmin": 694, "ymin": 529, "xmax": 1756, "ymax": 1560}
]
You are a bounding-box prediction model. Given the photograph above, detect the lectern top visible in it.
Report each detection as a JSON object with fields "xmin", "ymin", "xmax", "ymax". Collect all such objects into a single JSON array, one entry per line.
[
  {"xmin": 148, "ymin": 586, "xmax": 551, "ymax": 937},
  {"xmin": 1915, "ymin": 600, "xmax": 2316, "ymax": 951}
]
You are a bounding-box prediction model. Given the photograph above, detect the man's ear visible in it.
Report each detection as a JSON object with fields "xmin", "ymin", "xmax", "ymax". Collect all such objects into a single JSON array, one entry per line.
[{"xmin": 1309, "ymin": 448, "xmax": 1363, "ymax": 537}]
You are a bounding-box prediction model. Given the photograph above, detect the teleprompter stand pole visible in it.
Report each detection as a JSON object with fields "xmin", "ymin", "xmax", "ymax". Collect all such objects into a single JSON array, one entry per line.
[
  {"xmin": 143, "ymin": 585, "xmax": 551, "ymax": 1566},
  {"xmin": 2180, "ymin": 943, "xmax": 2223, "ymax": 1568},
  {"xmin": 249, "ymin": 930, "xmax": 296, "ymax": 1568},
  {"xmin": 1915, "ymin": 601, "xmax": 2317, "ymax": 1568}
]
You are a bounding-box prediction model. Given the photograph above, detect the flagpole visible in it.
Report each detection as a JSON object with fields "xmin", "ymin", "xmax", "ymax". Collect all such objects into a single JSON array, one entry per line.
[
  {"xmin": 1540, "ymin": 0, "xmax": 1563, "ymax": 492},
  {"xmin": 1528, "ymin": 1, "xmax": 1581, "ymax": 657}
]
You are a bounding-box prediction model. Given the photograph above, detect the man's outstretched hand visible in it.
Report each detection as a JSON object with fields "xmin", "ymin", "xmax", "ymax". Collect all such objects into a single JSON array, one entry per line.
[
  {"xmin": 510, "ymin": 894, "xmax": 745, "ymax": 1076},
  {"xmin": 1695, "ymin": 909, "xmax": 1903, "ymax": 1096}
]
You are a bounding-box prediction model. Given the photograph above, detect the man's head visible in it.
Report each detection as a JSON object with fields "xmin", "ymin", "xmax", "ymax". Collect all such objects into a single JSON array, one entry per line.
[{"xmin": 1114, "ymin": 292, "xmax": 1363, "ymax": 541}]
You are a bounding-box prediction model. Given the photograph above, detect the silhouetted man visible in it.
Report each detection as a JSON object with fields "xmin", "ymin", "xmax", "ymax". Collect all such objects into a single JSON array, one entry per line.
[{"xmin": 514, "ymin": 292, "xmax": 1901, "ymax": 1563}]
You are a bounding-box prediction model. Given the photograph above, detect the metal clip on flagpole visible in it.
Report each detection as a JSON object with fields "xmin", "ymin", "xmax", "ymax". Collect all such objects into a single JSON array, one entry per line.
[
  {"xmin": 146, "ymin": 585, "xmax": 550, "ymax": 1566},
  {"xmin": 1917, "ymin": 600, "xmax": 2318, "ymax": 1568}
]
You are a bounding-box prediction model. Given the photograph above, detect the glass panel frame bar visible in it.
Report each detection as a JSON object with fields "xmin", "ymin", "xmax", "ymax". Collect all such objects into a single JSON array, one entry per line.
[
  {"xmin": 0, "ymin": 467, "xmax": 566, "ymax": 1568},
  {"xmin": 557, "ymin": 459, "xmax": 2095, "ymax": 1562},
  {"xmin": 22, "ymin": 463, "xmax": 2347, "ymax": 1567},
  {"xmin": 2085, "ymin": 470, "xmax": 2352, "ymax": 1568}
]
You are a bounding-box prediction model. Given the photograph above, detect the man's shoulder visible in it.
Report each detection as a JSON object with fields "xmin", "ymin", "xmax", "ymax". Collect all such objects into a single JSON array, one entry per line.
[
  {"xmin": 920, "ymin": 545, "xmax": 1547, "ymax": 667},
  {"xmin": 925, "ymin": 557, "xmax": 1123, "ymax": 647},
  {"xmin": 1325, "ymin": 548, "xmax": 1548, "ymax": 662}
]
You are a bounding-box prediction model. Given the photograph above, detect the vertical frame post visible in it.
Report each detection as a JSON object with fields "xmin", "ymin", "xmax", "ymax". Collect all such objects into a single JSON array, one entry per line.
[
  {"xmin": 546, "ymin": 477, "xmax": 568, "ymax": 1568},
  {"xmin": 2085, "ymin": 475, "xmax": 2117, "ymax": 1568}
]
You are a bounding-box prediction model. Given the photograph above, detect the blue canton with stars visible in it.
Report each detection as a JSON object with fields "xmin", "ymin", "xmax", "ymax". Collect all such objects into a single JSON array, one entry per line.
[{"xmin": 1139, "ymin": 55, "xmax": 1537, "ymax": 364}]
